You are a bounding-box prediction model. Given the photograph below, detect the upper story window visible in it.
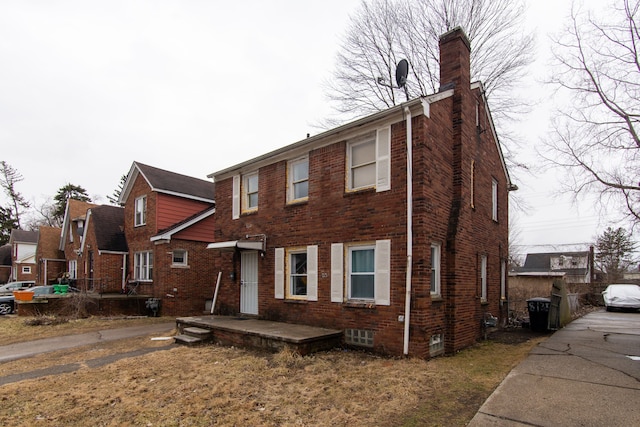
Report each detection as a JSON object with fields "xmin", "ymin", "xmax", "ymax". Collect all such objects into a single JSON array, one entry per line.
[
  {"xmin": 430, "ymin": 243, "xmax": 441, "ymax": 297},
  {"xmin": 135, "ymin": 195, "xmax": 147, "ymax": 226},
  {"xmin": 288, "ymin": 157, "xmax": 309, "ymax": 203},
  {"xmin": 242, "ymin": 172, "xmax": 259, "ymax": 212},
  {"xmin": 491, "ymin": 179, "xmax": 498, "ymax": 221},
  {"xmin": 347, "ymin": 127, "xmax": 391, "ymax": 192}
]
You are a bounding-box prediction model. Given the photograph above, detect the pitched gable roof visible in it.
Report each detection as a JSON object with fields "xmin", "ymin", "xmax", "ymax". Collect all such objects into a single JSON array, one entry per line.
[
  {"xmin": 37, "ymin": 226, "xmax": 64, "ymax": 259},
  {"xmin": 83, "ymin": 205, "xmax": 128, "ymax": 253},
  {"xmin": 9, "ymin": 229, "xmax": 39, "ymax": 244},
  {"xmin": 119, "ymin": 161, "xmax": 215, "ymax": 205},
  {"xmin": 59, "ymin": 199, "xmax": 98, "ymax": 250}
]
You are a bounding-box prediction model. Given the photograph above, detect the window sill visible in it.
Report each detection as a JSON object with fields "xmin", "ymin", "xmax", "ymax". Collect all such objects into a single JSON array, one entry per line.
[
  {"xmin": 480, "ymin": 299, "xmax": 489, "ymax": 305},
  {"xmin": 171, "ymin": 264, "xmax": 190, "ymax": 269},
  {"xmin": 431, "ymin": 295, "xmax": 443, "ymax": 302},
  {"xmin": 286, "ymin": 198, "xmax": 308, "ymax": 207},
  {"xmin": 344, "ymin": 186, "xmax": 376, "ymax": 196},
  {"xmin": 344, "ymin": 300, "xmax": 376, "ymax": 309},
  {"xmin": 284, "ymin": 299, "xmax": 308, "ymax": 304}
]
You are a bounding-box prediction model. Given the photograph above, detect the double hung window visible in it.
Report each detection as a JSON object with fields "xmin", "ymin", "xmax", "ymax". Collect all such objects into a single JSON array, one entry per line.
[
  {"xmin": 288, "ymin": 157, "xmax": 309, "ymax": 202},
  {"xmin": 134, "ymin": 251, "xmax": 153, "ymax": 281},
  {"xmin": 289, "ymin": 251, "xmax": 308, "ymax": 297},
  {"xmin": 348, "ymin": 245, "xmax": 376, "ymax": 300},
  {"xmin": 347, "ymin": 127, "xmax": 391, "ymax": 192},
  {"xmin": 243, "ymin": 172, "xmax": 259, "ymax": 212},
  {"xmin": 134, "ymin": 196, "xmax": 147, "ymax": 226}
]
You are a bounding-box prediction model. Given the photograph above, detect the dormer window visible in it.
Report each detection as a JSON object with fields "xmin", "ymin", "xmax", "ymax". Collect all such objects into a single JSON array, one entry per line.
[{"xmin": 135, "ymin": 195, "xmax": 147, "ymax": 226}]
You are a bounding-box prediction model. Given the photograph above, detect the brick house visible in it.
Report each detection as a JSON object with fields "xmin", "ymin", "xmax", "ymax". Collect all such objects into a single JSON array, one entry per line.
[
  {"xmin": 59, "ymin": 199, "xmax": 98, "ymax": 287},
  {"xmin": 9, "ymin": 229, "xmax": 39, "ymax": 282},
  {"xmin": 206, "ymin": 28, "xmax": 512, "ymax": 357},
  {"xmin": 77, "ymin": 205, "xmax": 128, "ymax": 292},
  {"xmin": 35, "ymin": 226, "xmax": 65, "ymax": 285},
  {"xmin": 118, "ymin": 161, "xmax": 219, "ymax": 316}
]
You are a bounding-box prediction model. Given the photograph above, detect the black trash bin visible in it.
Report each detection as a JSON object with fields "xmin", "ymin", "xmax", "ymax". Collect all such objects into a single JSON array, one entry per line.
[{"xmin": 527, "ymin": 297, "xmax": 550, "ymax": 332}]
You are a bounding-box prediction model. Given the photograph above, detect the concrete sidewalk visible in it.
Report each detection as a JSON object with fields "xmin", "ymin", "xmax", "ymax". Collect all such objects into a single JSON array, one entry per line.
[
  {"xmin": 468, "ymin": 310, "xmax": 640, "ymax": 426},
  {"xmin": 0, "ymin": 321, "xmax": 176, "ymax": 363}
]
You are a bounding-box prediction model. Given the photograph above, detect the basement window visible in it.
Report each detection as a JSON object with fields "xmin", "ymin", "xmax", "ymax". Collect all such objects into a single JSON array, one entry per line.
[
  {"xmin": 345, "ymin": 329, "xmax": 374, "ymax": 348},
  {"xmin": 430, "ymin": 334, "xmax": 444, "ymax": 356}
]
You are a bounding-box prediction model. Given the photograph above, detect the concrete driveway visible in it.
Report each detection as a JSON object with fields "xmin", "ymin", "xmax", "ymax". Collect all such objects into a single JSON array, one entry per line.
[{"xmin": 469, "ymin": 309, "xmax": 640, "ymax": 426}]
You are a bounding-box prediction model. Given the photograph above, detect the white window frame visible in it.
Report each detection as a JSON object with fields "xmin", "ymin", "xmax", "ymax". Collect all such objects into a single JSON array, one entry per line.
[
  {"xmin": 69, "ymin": 260, "xmax": 77, "ymax": 279},
  {"xmin": 242, "ymin": 172, "xmax": 259, "ymax": 213},
  {"xmin": 346, "ymin": 127, "xmax": 391, "ymax": 193},
  {"xmin": 22, "ymin": 266, "xmax": 31, "ymax": 274},
  {"xmin": 430, "ymin": 243, "xmax": 441, "ymax": 296},
  {"xmin": 134, "ymin": 195, "xmax": 147, "ymax": 227},
  {"xmin": 172, "ymin": 249, "xmax": 188, "ymax": 267},
  {"xmin": 287, "ymin": 157, "xmax": 309, "ymax": 203},
  {"xmin": 480, "ymin": 254, "xmax": 487, "ymax": 302},
  {"xmin": 287, "ymin": 249, "xmax": 308, "ymax": 298},
  {"xmin": 134, "ymin": 251, "xmax": 153, "ymax": 281},
  {"xmin": 348, "ymin": 244, "xmax": 376, "ymax": 301},
  {"xmin": 492, "ymin": 179, "xmax": 498, "ymax": 221},
  {"xmin": 275, "ymin": 246, "xmax": 317, "ymax": 301}
]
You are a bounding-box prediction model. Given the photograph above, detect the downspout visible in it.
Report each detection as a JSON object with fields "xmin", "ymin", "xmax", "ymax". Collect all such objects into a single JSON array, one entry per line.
[
  {"xmin": 121, "ymin": 254, "xmax": 127, "ymax": 292},
  {"xmin": 403, "ymin": 106, "xmax": 413, "ymax": 356}
]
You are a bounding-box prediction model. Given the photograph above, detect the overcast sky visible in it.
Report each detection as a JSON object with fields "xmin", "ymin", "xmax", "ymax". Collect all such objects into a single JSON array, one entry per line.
[{"xmin": 0, "ymin": 0, "xmax": 627, "ymax": 258}]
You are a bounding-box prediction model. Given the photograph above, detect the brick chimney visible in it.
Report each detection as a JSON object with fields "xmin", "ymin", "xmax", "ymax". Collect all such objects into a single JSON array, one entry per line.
[{"xmin": 439, "ymin": 27, "xmax": 471, "ymax": 91}]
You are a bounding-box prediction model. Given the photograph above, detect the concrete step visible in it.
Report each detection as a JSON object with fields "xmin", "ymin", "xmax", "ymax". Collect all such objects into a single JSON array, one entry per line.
[
  {"xmin": 183, "ymin": 326, "xmax": 212, "ymax": 337},
  {"xmin": 173, "ymin": 334, "xmax": 205, "ymax": 346}
]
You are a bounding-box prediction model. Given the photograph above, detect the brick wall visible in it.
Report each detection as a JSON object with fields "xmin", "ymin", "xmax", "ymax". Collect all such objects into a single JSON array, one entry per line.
[{"xmin": 210, "ymin": 28, "xmax": 509, "ymax": 357}]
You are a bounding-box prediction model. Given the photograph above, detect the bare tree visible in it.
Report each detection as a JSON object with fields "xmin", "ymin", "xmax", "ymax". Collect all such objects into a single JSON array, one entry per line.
[
  {"xmin": 542, "ymin": 0, "xmax": 640, "ymax": 226},
  {"xmin": 325, "ymin": 0, "xmax": 534, "ymax": 159},
  {"xmin": 0, "ymin": 161, "xmax": 30, "ymax": 228}
]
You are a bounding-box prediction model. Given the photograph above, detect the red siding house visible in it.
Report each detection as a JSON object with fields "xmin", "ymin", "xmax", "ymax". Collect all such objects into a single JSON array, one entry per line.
[
  {"xmin": 118, "ymin": 161, "xmax": 219, "ymax": 316},
  {"xmin": 207, "ymin": 28, "xmax": 513, "ymax": 357}
]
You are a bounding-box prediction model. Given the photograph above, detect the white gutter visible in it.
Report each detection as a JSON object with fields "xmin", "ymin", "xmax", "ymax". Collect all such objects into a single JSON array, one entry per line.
[
  {"xmin": 403, "ymin": 106, "xmax": 413, "ymax": 356},
  {"xmin": 121, "ymin": 254, "xmax": 127, "ymax": 292}
]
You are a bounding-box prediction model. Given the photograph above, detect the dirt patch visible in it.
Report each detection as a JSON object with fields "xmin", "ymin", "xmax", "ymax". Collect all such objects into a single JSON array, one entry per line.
[{"xmin": 488, "ymin": 327, "xmax": 551, "ymax": 345}]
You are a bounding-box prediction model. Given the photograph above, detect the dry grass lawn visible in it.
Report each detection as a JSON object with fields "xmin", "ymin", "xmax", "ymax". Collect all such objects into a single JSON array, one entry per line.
[{"xmin": 0, "ymin": 316, "xmax": 546, "ymax": 426}]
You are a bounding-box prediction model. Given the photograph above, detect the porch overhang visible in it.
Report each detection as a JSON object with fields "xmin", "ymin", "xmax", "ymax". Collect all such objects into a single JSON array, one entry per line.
[{"xmin": 207, "ymin": 240, "xmax": 265, "ymax": 252}]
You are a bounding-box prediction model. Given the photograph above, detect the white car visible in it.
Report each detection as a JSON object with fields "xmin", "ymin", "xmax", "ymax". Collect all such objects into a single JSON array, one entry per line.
[
  {"xmin": 0, "ymin": 281, "xmax": 35, "ymax": 295},
  {"xmin": 602, "ymin": 284, "xmax": 640, "ymax": 311}
]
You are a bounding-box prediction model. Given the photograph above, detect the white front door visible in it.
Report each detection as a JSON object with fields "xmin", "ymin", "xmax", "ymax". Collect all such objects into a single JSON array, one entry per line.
[{"xmin": 240, "ymin": 251, "xmax": 259, "ymax": 315}]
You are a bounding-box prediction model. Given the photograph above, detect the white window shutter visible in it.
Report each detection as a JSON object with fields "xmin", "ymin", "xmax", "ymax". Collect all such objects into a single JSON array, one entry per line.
[
  {"xmin": 375, "ymin": 239, "xmax": 391, "ymax": 305},
  {"xmin": 330, "ymin": 243, "xmax": 344, "ymax": 303},
  {"xmin": 274, "ymin": 248, "xmax": 284, "ymax": 299},
  {"xmin": 232, "ymin": 175, "xmax": 240, "ymax": 220},
  {"xmin": 376, "ymin": 127, "xmax": 391, "ymax": 192},
  {"xmin": 307, "ymin": 245, "xmax": 318, "ymax": 301}
]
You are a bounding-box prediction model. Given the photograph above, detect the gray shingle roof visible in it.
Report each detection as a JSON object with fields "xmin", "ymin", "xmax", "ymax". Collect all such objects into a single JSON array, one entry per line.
[
  {"xmin": 90, "ymin": 205, "xmax": 128, "ymax": 253},
  {"xmin": 135, "ymin": 162, "xmax": 215, "ymax": 202}
]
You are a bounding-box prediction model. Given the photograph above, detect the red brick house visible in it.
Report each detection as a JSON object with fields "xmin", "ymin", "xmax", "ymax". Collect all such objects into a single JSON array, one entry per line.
[
  {"xmin": 9, "ymin": 229, "xmax": 39, "ymax": 282},
  {"xmin": 35, "ymin": 226, "xmax": 65, "ymax": 285},
  {"xmin": 118, "ymin": 161, "xmax": 219, "ymax": 316},
  {"xmin": 206, "ymin": 28, "xmax": 512, "ymax": 357},
  {"xmin": 78, "ymin": 205, "xmax": 128, "ymax": 292},
  {"xmin": 59, "ymin": 199, "xmax": 98, "ymax": 288}
]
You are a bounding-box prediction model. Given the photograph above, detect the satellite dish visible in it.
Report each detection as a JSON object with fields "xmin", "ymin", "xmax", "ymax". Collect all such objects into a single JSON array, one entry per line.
[{"xmin": 395, "ymin": 59, "xmax": 409, "ymax": 88}]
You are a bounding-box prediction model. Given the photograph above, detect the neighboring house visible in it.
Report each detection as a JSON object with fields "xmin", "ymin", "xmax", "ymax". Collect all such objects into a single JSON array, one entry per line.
[
  {"xmin": 118, "ymin": 161, "xmax": 218, "ymax": 316},
  {"xmin": 207, "ymin": 28, "xmax": 511, "ymax": 357},
  {"xmin": 9, "ymin": 229, "xmax": 38, "ymax": 282},
  {"xmin": 514, "ymin": 251, "xmax": 592, "ymax": 284},
  {"xmin": 78, "ymin": 205, "xmax": 128, "ymax": 293},
  {"xmin": 509, "ymin": 250, "xmax": 593, "ymax": 313},
  {"xmin": 59, "ymin": 199, "xmax": 98, "ymax": 288},
  {"xmin": 35, "ymin": 226, "xmax": 65, "ymax": 285},
  {"xmin": 0, "ymin": 244, "xmax": 11, "ymax": 283}
]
